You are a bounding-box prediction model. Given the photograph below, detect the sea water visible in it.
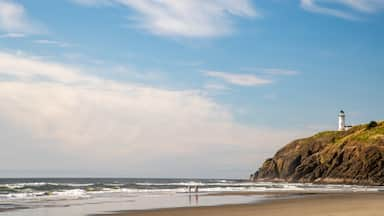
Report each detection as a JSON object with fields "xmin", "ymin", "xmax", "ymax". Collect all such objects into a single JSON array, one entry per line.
[{"xmin": 0, "ymin": 178, "xmax": 383, "ymax": 216}]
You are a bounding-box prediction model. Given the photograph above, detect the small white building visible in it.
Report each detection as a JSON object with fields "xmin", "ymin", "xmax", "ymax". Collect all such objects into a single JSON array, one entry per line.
[{"xmin": 338, "ymin": 110, "xmax": 352, "ymax": 131}]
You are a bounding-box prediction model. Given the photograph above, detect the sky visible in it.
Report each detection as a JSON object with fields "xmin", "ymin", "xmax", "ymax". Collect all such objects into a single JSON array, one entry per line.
[{"xmin": 0, "ymin": 0, "xmax": 383, "ymax": 178}]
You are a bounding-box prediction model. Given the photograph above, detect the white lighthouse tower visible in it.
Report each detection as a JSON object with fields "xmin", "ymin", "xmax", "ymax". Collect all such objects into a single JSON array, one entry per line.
[{"xmin": 338, "ymin": 110, "xmax": 346, "ymax": 131}]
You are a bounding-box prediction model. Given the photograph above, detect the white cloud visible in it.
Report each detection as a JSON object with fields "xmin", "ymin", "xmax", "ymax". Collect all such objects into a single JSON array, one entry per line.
[
  {"xmin": 0, "ymin": 52, "xmax": 96, "ymax": 83},
  {"xmin": 0, "ymin": 32, "xmax": 25, "ymax": 38},
  {"xmin": 337, "ymin": 0, "xmax": 384, "ymax": 13},
  {"xmin": 0, "ymin": 0, "xmax": 43, "ymax": 34},
  {"xmin": 261, "ymin": 68, "xmax": 299, "ymax": 76},
  {"xmin": 204, "ymin": 83, "xmax": 229, "ymax": 91},
  {"xmin": 73, "ymin": 0, "xmax": 258, "ymax": 38},
  {"xmin": 204, "ymin": 70, "xmax": 272, "ymax": 86},
  {"xmin": 72, "ymin": 0, "xmax": 113, "ymax": 6},
  {"xmin": 0, "ymin": 51, "xmax": 309, "ymax": 177},
  {"xmin": 301, "ymin": 0, "xmax": 384, "ymax": 20},
  {"xmin": 242, "ymin": 67, "xmax": 300, "ymax": 76},
  {"xmin": 34, "ymin": 39, "xmax": 71, "ymax": 48}
]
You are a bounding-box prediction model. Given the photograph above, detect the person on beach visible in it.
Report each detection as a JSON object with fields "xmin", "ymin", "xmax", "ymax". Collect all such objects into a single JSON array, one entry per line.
[{"xmin": 194, "ymin": 185, "xmax": 199, "ymax": 193}]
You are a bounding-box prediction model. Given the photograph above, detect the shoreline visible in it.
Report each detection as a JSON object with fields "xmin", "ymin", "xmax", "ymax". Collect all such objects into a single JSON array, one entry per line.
[{"xmin": 95, "ymin": 192, "xmax": 384, "ymax": 216}]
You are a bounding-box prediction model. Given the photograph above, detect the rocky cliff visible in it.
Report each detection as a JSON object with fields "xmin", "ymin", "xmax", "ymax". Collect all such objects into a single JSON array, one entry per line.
[{"xmin": 252, "ymin": 121, "xmax": 384, "ymax": 185}]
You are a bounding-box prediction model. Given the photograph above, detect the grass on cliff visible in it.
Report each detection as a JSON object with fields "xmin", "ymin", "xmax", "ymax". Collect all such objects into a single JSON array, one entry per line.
[
  {"xmin": 313, "ymin": 121, "xmax": 384, "ymax": 164},
  {"xmin": 313, "ymin": 131, "xmax": 339, "ymax": 138},
  {"xmin": 328, "ymin": 121, "xmax": 384, "ymax": 145},
  {"xmin": 353, "ymin": 122, "xmax": 384, "ymax": 142}
]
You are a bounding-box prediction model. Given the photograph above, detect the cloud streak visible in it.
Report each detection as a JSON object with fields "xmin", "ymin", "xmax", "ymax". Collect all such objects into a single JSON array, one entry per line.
[
  {"xmin": 73, "ymin": 0, "xmax": 258, "ymax": 38},
  {"xmin": 260, "ymin": 68, "xmax": 300, "ymax": 76},
  {"xmin": 34, "ymin": 39, "xmax": 71, "ymax": 48},
  {"xmin": 300, "ymin": 0, "xmax": 384, "ymax": 20},
  {"xmin": 0, "ymin": 32, "xmax": 25, "ymax": 38},
  {"xmin": 242, "ymin": 68, "xmax": 300, "ymax": 76},
  {"xmin": 204, "ymin": 70, "xmax": 272, "ymax": 86}
]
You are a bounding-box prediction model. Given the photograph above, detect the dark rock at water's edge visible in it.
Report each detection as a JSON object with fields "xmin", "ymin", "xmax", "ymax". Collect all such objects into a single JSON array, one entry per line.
[{"xmin": 251, "ymin": 121, "xmax": 384, "ymax": 185}]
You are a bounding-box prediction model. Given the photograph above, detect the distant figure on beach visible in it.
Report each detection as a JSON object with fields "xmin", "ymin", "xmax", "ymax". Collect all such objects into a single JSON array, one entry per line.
[
  {"xmin": 194, "ymin": 185, "xmax": 199, "ymax": 193},
  {"xmin": 186, "ymin": 185, "xmax": 199, "ymax": 193}
]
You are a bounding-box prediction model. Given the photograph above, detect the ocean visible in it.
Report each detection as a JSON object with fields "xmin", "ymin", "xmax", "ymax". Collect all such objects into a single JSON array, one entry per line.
[{"xmin": 1, "ymin": 178, "xmax": 383, "ymax": 216}]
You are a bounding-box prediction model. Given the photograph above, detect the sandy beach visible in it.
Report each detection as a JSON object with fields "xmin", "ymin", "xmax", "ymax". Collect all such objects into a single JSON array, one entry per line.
[{"xmin": 97, "ymin": 192, "xmax": 384, "ymax": 216}]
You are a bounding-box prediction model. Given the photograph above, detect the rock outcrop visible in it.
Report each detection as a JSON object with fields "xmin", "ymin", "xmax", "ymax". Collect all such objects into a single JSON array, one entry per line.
[{"xmin": 252, "ymin": 121, "xmax": 384, "ymax": 185}]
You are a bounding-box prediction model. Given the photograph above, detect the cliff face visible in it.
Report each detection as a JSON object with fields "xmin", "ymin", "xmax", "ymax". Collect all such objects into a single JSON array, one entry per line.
[{"xmin": 252, "ymin": 121, "xmax": 384, "ymax": 185}]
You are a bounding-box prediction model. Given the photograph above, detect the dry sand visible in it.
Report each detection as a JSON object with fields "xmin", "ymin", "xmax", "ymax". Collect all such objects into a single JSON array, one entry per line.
[{"xmin": 97, "ymin": 192, "xmax": 384, "ymax": 216}]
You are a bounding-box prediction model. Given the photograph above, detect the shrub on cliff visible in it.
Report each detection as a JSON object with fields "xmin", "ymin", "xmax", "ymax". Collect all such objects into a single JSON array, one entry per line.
[{"xmin": 367, "ymin": 121, "xmax": 378, "ymax": 129}]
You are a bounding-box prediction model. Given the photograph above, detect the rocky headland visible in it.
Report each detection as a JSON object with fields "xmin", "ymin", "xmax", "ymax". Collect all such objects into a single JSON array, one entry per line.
[{"xmin": 252, "ymin": 121, "xmax": 384, "ymax": 185}]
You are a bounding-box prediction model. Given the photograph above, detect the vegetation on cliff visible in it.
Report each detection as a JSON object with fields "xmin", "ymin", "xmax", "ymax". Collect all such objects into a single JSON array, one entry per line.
[{"xmin": 252, "ymin": 121, "xmax": 384, "ymax": 185}]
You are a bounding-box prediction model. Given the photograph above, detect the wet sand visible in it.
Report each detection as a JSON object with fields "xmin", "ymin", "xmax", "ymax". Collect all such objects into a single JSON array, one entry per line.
[{"xmin": 97, "ymin": 192, "xmax": 384, "ymax": 216}]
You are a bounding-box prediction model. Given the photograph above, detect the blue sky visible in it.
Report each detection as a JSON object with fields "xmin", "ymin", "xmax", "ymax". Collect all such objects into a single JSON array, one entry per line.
[{"xmin": 0, "ymin": 0, "xmax": 383, "ymax": 178}]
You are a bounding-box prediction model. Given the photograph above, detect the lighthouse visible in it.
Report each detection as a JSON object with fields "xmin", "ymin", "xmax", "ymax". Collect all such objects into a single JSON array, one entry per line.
[{"xmin": 338, "ymin": 110, "xmax": 346, "ymax": 131}]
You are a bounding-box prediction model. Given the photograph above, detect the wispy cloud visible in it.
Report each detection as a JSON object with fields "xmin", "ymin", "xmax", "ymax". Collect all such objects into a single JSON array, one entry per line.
[
  {"xmin": 335, "ymin": 0, "xmax": 384, "ymax": 13},
  {"xmin": 34, "ymin": 39, "xmax": 71, "ymax": 48},
  {"xmin": 204, "ymin": 83, "xmax": 229, "ymax": 91},
  {"xmin": 72, "ymin": 0, "xmax": 112, "ymax": 6},
  {"xmin": 0, "ymin": 0, "xmax": 44, "ymax": 34},
  {"xmin": 242, "ymin": 67, "xmax": 300, "ymax": 76},
  {"xmin": 204, "ymin": 70, "xmax": 272, "ymax": 86},
  {"xmin": 300, "ymin": 0, "xmax": 384, "ymax": 20},
  {"xmin": 0, "ymin": 32, "xmax": 25, "ymax": 38},
  {"xmin": 72, "ymin": 0, "xmax": 258, "ymax": 38},
  {"xmin": 261, "ymin": 68, "xmax": 300, "ymax": 76}
]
